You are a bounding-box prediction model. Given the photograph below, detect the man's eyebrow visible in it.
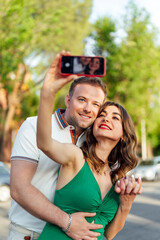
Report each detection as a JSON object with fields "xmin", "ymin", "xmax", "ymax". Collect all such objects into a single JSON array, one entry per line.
[
  {"xmin": 78, "ymin": 96, "xmax": 101, "ymax": 105},
  {"xmin": 77, "ymin": 96, "xmax": 86, "ymax": 99},
  {"xmin": 93, "ymin": 101, "xmax": 101, "ymax": 105}
]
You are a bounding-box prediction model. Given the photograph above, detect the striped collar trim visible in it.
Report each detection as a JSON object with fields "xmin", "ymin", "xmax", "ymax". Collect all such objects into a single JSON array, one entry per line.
[
  {"xmin": 70, "ymin": 129, "xmax": 77, "ymax": 145},
  {"xmin": 55, "ymin": 109, "xmax": 69, "ymax": 129}
]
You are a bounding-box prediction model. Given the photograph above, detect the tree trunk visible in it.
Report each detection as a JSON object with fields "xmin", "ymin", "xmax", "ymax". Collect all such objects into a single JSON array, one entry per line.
[
  {"xmin": 0, "ymin": 129, "xmax": 12, "ymax": 162},
  {"xmin": 147, "ymin": 141, "xmax": 153, "ymax": 159},
  {"xmin": 0, "ymin": 64, "xmax": 26, "ymax": 162}
]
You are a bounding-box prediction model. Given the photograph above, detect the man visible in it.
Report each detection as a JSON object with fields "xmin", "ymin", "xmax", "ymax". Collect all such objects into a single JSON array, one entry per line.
[
  {"xmin": 9, "ymin": 51, "xmax": 106, "ymax": 240},
  {"xmin": 73, "ymin": 56, "xmax": 91, "ymax": 74},
  {"xmin": 9, "ymin": 51, "xmax": 142, "ymax": 240}
]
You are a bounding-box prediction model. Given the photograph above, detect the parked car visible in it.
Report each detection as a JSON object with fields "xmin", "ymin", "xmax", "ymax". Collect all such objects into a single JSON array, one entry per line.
[
  {"xmin": 129, "ymin": 156, "xmax": 160, "ymax": 181},
  {"xmin": 0, "ymin": 162, "xmax": 10, "ymax": 202}
]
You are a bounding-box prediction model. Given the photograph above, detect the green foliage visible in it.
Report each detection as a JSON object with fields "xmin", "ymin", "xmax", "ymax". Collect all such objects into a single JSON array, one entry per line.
[
  {"xmin": 91, "ymin": 17, "xmax": 117, "ymax": 55},
  {"xmin": 0, "ymin": 0, "xmax": 93, "ymax": 121},
  {"xmin": 0, "ymin": 0, "xmax": 93, "ymax": 79},
  {"xmin": 91, "ymin": 1, "xmax": 160, "ymax": 154},
  {"xmin": 0, "ymin": 0, "xmax": 93, "ymax": 161},
  {"xmin": 20, "ymin": 93, "xmax": 39, "ymax": 119}
]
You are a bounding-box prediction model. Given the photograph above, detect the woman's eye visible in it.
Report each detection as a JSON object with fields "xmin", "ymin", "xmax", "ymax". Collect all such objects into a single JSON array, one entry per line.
[{"xmin": 113, "ymin": 116, "xmax": 119, "ymax": 120}]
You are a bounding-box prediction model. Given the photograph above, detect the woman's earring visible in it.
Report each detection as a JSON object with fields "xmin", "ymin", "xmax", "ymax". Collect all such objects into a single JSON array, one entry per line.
[{"xmin": 121, "ymin": 137, "xmax": 126, "ymax": 146}]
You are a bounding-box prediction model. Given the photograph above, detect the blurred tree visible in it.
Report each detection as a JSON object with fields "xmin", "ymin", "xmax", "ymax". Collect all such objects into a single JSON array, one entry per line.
[
  {"xmin": 91, "ymin": 2, "xmax": 160, "ymax": 157},
  {"xmin": 89, "ymin": 17, "xmax": 119, "ymax": 99},
  {"xmin": 0, "ymin": 0, "xmax": 93, "ymax": 162}
]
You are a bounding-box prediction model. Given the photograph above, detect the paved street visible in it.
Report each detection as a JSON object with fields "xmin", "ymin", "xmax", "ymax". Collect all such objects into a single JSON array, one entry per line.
[
  {"xmin": 0, "ymin": 201, "xmax": 10, "ymax": 240},
  {"xmin": 104, "ymin": 181, "xmax": 160, "ymax": 240},
  {"xmin": 0, "ymin": 182, "xmax": 160, "ymax": 240}
]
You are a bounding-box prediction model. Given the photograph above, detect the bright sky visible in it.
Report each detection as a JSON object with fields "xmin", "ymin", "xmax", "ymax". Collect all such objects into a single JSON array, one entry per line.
[
  {"xmin": 85, "ymin": 0, "xmax": 160, "ymax": 54},
  {"xmin": 90, "ymin": 0, "xmax": 160, "ymax": 29}
]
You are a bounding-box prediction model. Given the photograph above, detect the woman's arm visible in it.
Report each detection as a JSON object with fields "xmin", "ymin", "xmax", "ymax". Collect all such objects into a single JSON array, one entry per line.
[
  {"xmin": 104, "ymin": 177, "xmax": 142, "ymax": 240},
  {"xmin": 104, "ymin": 195, "xmax": 135, "ymax": 240},
  {"xmin": 36, "ymin": 52, "xmax": 81, "ymax": 166}
]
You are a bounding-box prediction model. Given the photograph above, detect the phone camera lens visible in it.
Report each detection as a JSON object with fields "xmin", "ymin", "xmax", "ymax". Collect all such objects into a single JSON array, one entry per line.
[{"xmin": 65, "ymin": 62, "xmax": 70, "ymax": 67}]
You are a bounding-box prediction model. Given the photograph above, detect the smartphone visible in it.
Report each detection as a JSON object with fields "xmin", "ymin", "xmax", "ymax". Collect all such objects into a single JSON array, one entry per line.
[{"xmin": 60, "ymin": 55, "xmax": 106, "ymax": 77}]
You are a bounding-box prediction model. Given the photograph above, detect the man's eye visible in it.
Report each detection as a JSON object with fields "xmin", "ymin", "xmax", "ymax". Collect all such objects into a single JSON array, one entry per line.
[
  {"xmin": 79, "ymin": 98, "xmax": 85, "ymax": 102},
  {"xmin": 93, "ymin": 103, "xmax": 100, "ymax": 107}
]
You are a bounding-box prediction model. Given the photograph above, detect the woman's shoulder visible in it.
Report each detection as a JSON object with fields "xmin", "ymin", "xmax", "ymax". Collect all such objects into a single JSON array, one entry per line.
[{"xmin": 63, "ymin": 143, "xmax": 84, "ymax": 166}]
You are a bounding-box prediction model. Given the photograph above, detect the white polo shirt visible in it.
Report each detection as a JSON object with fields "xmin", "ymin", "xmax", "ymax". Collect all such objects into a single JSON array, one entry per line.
[{"xmin": 9, "ymin": 109, "xmax": 85, "ymax": 233}]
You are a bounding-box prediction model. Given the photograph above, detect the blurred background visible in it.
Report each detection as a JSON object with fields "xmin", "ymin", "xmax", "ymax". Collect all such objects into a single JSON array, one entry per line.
[
  {"xmin": 0, "ymin": 0, "xmax": 160, "ymax": 164},
  {"xmin": 0, "ymin": 0, "xmax": 160, "ymax": 239}
]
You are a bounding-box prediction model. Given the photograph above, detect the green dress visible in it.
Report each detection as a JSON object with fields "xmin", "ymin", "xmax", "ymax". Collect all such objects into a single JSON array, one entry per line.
[{"xmin": 38, "ymin": 160, "xmax": 120, "ymax": 240}]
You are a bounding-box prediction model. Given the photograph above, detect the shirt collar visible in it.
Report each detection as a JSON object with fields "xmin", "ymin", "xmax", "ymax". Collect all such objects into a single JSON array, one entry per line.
[
  {"xmin": 55, "ymin": 109, "xmax": 69, "ymax": 129},
  {"xmin": 55, "ymin": 108, "xmax": 87, "ymax": 145}
]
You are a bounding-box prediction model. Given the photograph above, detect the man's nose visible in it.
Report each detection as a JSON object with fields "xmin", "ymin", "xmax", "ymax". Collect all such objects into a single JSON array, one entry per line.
[{"xmin": 83, "ymin": 103, "xmax": 91, "ymax": 112}]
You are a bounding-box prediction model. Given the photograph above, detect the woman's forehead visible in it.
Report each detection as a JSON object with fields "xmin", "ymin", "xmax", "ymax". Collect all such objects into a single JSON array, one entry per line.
[{"xmin": 103, "ymin": 105, "xmax": 120, "ymax": 113}]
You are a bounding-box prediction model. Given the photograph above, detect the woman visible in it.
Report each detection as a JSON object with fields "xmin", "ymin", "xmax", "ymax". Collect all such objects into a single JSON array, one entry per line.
[
  {"xmin": 37, "ymin": 91, "xmax": 140, "ymax": 239},
  {"xmin": 84, "ymin": 57, "xmax": 101, "ymax": 75}
]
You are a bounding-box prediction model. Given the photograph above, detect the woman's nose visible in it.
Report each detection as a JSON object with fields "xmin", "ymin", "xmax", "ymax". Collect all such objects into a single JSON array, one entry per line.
[{"xmin": 102, "ymin": 116, "xmax": 110, "ymax": 122}]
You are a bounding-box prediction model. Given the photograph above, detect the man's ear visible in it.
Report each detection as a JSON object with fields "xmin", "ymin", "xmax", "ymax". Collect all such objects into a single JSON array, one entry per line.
[{"xmin": 65, "ymin": 94, "xmax": 71, "ymax": 108}]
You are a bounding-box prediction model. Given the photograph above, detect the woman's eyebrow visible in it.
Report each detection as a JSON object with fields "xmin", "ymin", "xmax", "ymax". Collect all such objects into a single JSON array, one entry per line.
[
  {"xmin": 113, "ymin": 112, "xmax": 122, "ymax": 118},
  {"xmin": 100, "ymin": 110, "xmax": 122, "ymax": 118}
]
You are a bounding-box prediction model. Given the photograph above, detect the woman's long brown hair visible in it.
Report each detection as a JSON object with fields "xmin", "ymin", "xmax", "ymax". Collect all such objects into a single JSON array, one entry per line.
[{"xmin": 81, "ymin": 101, "xmax": 139, "ymax": 182}]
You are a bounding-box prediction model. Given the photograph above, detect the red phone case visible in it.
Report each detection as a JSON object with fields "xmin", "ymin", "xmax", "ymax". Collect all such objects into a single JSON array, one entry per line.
[{"xmin": 59, "ymin": 55, "xmax": 106, "ymax": 77}]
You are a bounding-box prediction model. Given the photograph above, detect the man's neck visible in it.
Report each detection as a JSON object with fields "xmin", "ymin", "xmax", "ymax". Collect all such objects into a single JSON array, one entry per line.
[{"xmin": 62, "ymin": 111, "xmax": 84, "ymax": 140}]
